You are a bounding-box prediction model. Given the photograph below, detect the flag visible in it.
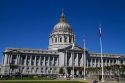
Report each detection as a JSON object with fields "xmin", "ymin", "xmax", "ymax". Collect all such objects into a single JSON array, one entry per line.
[{"xmin": 99, "ymin": 25, "xmax": 102, "ymax": 37}]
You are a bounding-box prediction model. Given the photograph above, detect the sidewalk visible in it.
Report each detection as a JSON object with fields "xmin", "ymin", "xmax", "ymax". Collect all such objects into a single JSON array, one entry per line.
[
  {"xmin": 98, "ymin": 81, "xmax": 124, "ymax": 83},
  {"xmin": 83, "ymin": 79, "xmax": 125, "ymax": 83},
  {"xmin": 56, "ymin": 78, "xmax": 125, "ymax": 83}
]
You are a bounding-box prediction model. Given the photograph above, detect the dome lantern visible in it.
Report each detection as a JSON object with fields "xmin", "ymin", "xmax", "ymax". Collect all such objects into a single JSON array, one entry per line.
[{"xmin": 60, "ymin": 8, "xmax": 65, "ymax": 22}]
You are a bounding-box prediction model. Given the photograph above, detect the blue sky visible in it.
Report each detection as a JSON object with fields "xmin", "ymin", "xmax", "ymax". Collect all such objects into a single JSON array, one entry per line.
[{"xmin": 0, "ymin": 0, "xmax": 125, "ymax": 63}]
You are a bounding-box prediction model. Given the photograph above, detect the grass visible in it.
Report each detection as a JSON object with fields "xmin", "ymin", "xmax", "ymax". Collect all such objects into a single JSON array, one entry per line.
[
  {"xmin": 0, "ymin": 81, "xmax": 88, "ymax": 83},
  {"xmin": 0, "ymin": 77, "xmax": 55, "ymax": 80}
]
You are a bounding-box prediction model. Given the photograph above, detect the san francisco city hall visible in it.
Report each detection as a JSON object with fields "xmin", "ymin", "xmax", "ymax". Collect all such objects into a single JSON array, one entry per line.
[{"xmin": 1, "ymin": 11, "xmax": 125, "ymax": 77}]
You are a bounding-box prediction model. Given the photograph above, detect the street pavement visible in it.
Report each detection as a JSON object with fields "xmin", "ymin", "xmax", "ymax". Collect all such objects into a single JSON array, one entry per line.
[{"xmin": 56, "ymin": 78, "xmax": 125, "ymax": 83}]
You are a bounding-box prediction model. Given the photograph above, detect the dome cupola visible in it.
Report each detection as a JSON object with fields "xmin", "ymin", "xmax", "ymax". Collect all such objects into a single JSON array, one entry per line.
[{"xmin": 49, "ymin": 9, "xmax": 75, "ymax": 50}]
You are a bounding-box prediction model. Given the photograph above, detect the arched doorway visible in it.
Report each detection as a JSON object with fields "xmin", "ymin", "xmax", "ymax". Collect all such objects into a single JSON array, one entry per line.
[{"xmin": 67, "ymin": 69, "xmax": 71, "ymax": 75}]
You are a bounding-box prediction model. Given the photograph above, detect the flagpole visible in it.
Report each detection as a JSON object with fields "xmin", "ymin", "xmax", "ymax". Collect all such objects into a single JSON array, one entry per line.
[
  {"xmin": 99, "ymin": 26, "xmax": 104, "ymax": 82},
  {"xmin": 83, "ymin": 36, "xmax": 86, "ymax": 80}
]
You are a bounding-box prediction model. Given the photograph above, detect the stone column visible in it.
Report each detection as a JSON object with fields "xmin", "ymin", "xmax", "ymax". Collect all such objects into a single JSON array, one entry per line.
[
  {"xmin": 118, "ymin": 59, "xmax": 120, "ymax": 65},
  {"xmin": 67, "ymin": 36, "xmax": 69, "ymax": 43},
  {"xmin": 29, "ymin": 56, "xmax": 32, "ymax": 66},
  {"xmin": 81, "ymin": 53, "xmax": 83, "ymax": 67},
  {"xmin": 62, "ymin": 36, "xmax": 64, "ymax": 43},
  {"xmin": 39, "ymin": 56, "xmax": 41, "ymax": 66},
  {"xmin": 123, "ymin": 59, "xmax": 125, "ymax": 64},
  {"xmin": 34, "ymin": 56, "xmax": 36, "ymax": 66},
  {"xmin": 94, "ymin": 58, "xmax": 96, "ymax": 67},
  {"xmin": 71, "ymin": 36, "xmax": 73, "ymax": 43},
  {"xmin": 71, "ymin": 70, "xmax": 73, "ymax": 75},
  {"xmin": 15, "ymin": 55, "xmax": 18, "ymax": 65},
  {"xmin": 2, "ymin": 54, "xmax": 5, "ymax": 65},
  {"xmin": 75, "ymin": 53, "xmax": 78, "ymax": 66},
  {"xmin": 43, "ymin": 56, "xmax": 45, "ymax": 66},
  {"xmin": 55, "ymin": 57, "xmax": 57, "ymax": 66},
  {"xmin": 116, "ymin": 59, "xmax": 118, "ymax": 64},
  {"xmin": 3, "ymin": 54, "xmax": 8, "ymax": 65},
  {"xmin": 98, "ymin": 59, "xmax": 100, "ymax": 67},
  {"xmin": 70, "ymin": 53, "xmax": 73, "ymax": 66},
  {"xmin": 105, "ymin": 59, "xmax": 107, "ymax": 66},
  {"xmin": 57, "ymin": 35, "xmax": 59, "ymax": 43},
  {"xmin": 18, "ymin": 55, "xmax": 20, "ymax": 65},
  {"xmin": 90, "ymin": 59, "xmax": 93, "ymax": 67},
  {"xmin": 7, "ymin": 54, "xmax": 10, "ymax": 64},
  {"xmin": 10, "ymin": 55, "xmax": 12, "ymax": 64},
  {"xmin": 25, "ymin": 55, "xmax": 27, "ymax": 65},
  {"xmin": 56, "ymin": 57, "xmax": 59, "ymax": 66},
  {"xmin": 20, "ymin": 56, "xmax": 22, "ymax": 65},
  {"xmin": 76, "ymin": 70, "xmax": 79, "ymax": 75}
]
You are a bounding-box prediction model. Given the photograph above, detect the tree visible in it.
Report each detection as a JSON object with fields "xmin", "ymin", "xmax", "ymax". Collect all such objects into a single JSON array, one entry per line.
[
  {"xmin": 119, "ymin": 65, "xmax": 125, "ymax": 78},
  {"xmin": 111, "ymin": 64, "xmax": 120, "ymax": 77},
  {"xmin": 104, "ymin": 66, "xmax": 111, "ymax": 78}
]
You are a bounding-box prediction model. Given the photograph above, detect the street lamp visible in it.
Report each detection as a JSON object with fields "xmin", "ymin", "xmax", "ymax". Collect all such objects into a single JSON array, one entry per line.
[
  {"xmin": 65, "ymin": 49, "xmax": 68, "ymax": 78},
  {"xmin": 72, "ymin": 43, "xmax": 75, "ymax": 79}
]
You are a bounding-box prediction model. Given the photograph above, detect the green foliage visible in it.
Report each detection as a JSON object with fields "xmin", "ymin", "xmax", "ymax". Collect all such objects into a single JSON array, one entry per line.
[
  {"xmin": 0, "ymin": 76, "xmax": 53, "ymax": 80},
  {"xmin": 0, "ymin": 81, "xmax": 87, "ymax": 83}
]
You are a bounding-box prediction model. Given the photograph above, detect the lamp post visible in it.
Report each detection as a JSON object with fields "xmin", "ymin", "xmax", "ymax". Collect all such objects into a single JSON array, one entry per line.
[
  {"xmin": 72, "ymin": 43, "xmax": 75, "ymax": 79},
  {"xmin": 65, "ymin": 50, "xmax": 67, "ymax": 78}
]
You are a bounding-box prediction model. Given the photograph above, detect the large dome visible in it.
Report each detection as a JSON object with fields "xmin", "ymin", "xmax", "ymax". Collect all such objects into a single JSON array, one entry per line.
[
  {"xmin": 53, "ymin": 21, "xmax": 72, "ymax": 32},
  {"xmin": 49, "ymin": 9, "xmax": 75, "ymax": 50},
  {"xmin": 52, "ymin": 9, "xmax": 73, "ymax": 33}
]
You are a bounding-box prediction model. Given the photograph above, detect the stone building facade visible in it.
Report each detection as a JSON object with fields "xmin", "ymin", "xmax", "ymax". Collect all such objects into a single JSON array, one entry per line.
[{"xmin": 1, "ymin": 10, "xmax": 125, "ymax": 76}]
